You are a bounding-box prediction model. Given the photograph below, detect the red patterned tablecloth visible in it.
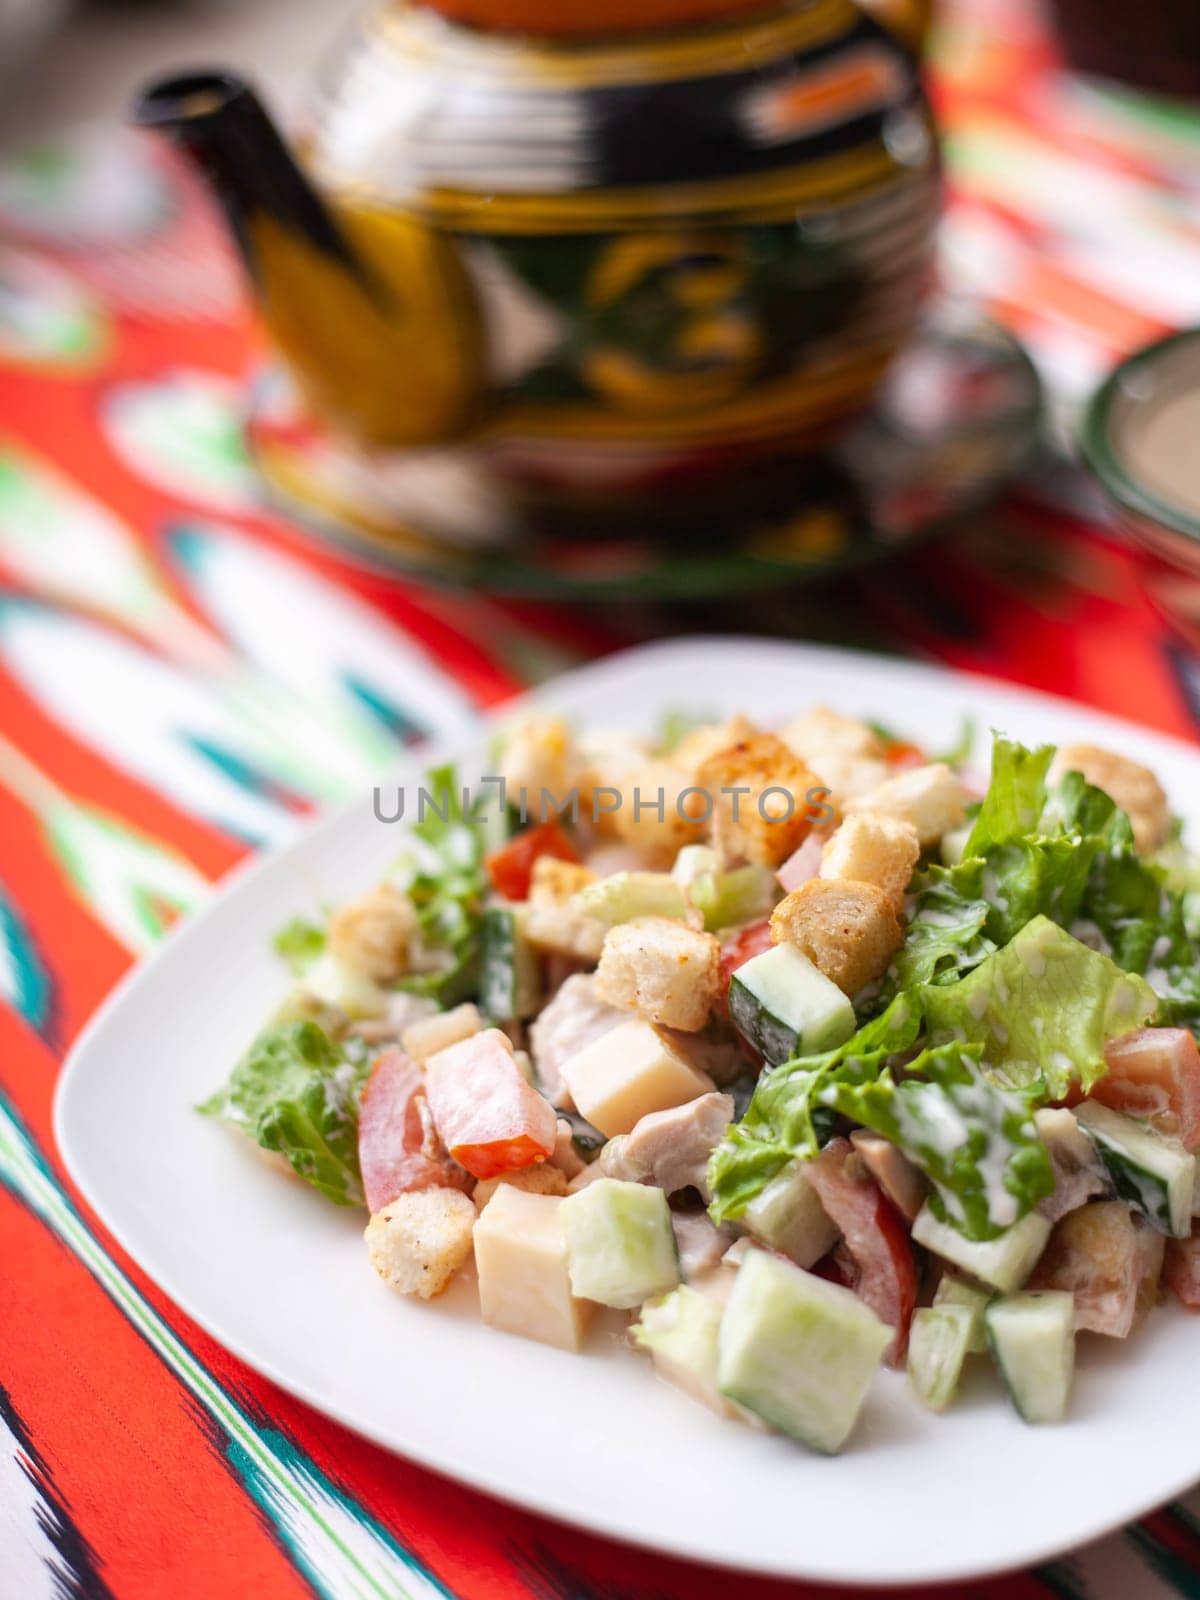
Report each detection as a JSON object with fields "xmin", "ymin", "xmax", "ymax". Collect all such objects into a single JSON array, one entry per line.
[{"xmin": 3, "ymin": 1, "xmax": 1200, "ymax": 1596}]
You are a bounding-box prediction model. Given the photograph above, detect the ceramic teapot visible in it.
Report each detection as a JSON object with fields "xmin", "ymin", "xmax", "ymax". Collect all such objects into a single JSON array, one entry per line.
[{"xmin": 136, "ymin": 0, "xmax": 938, "ymax": 531}]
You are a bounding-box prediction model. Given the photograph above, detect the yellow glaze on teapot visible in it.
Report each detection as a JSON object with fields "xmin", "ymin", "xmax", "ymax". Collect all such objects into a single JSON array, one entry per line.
[{"xmin": 137, "ymin": 0, "xmax": 939, "ymax": 515}]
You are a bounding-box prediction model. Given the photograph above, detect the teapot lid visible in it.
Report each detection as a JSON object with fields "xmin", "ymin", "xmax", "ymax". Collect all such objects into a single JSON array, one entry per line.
[{"xmin": 407, "ymin": 0, "xmax": 786, "ymax": 36}]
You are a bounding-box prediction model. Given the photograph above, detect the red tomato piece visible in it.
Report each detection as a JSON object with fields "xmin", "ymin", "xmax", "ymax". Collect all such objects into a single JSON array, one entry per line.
[
  {"xmin": 1165, "ymin": 1226, "xmax": 1200, "ymax": 1309},
  {"xmin": 425, "ymin": 1028, "xmax": 557, "ymax": 1180},
  {"xmin": 1029, "ymin": 1201, "xmax": 1164, "ymax": 1337},
  {"xmin": 806, "ymin": 1137, "xmax": 917, "ymax": 1365},
  {"xmin": 1093, "ymin": 1029, "xmax": 1200, "ymax": 1147},
  {"xmin": 883, "ymin": 739, "xmax": 925, "ymax": 771},
  {"xmin": 357, "ymin": 1048, "xmax": 471, "ymax": 1213},
  {"xmin": 485, "ymin": 820, "xmax": 579, "ymax": 901}
]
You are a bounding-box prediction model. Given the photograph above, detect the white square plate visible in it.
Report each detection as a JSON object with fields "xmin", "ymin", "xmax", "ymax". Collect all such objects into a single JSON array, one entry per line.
[{"xmin": 54, "ymin": 639, "xmax": 1200, "ymax": 1586}]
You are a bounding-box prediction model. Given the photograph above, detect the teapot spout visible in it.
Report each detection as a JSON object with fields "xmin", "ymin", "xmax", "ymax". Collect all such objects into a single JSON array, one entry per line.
[{"xmin": 132, "ymin": 72, "xmax": 482, "ymax": 446}]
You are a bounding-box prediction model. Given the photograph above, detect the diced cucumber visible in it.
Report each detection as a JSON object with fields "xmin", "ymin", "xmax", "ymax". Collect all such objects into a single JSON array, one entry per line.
[
  {"xmin": 727, "ymin": 943, "xmax": 855, "ymax": 1066},
  {"xmin": 742, "ymin": 1158, "xmax": 838, "ymax": 1268},
  {"xmin": 717, "ymin": 1247, "xmax": 890, "ymax": 1453},
  {"xmin": 479, "ymin": 907, "xmax": 541, "ymax": 1022},
  {"xmin": 562, "ymin": 1178, "xmax": 679, "ymax": 1310},
  {"xmin": 985, "ymin": 1291, "xmax": 1075, "ymax": 1424},
  {"xmin": 689, "ymin": 865, "xmax": 780, "ymax": 933},
  {"xmin": 575, "ymin": 872, "xmax": 690, "ymax": 927},
  {"xmin": 932, "ymin": 1274, "xmax": 992, "ymax": 1353},
  {"xmin": 632, "ymin": 1285, "xmax": 736, "ymax": 1417},
  {"xmin": 907, "ymin": 1306, "xmax": 973, "ymax": 1412},
  {"xmin": 911, "ymin": 1204, "xmax": 1050, "ymax": 1294},
  {"xmin": 1075, "ymin": 1100, "xmax": 1195, "ymax": 1238}
]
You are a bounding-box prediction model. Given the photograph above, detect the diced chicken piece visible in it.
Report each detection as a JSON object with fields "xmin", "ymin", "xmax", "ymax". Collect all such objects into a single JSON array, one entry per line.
[
  {"xmin": 350, "ymin": 991, "xmax": 439, "ymax": 1046},
  {"xmin": 776, "ymin": 833, "xmax": 826, "ymax": 894},
  {"xmin": 670, "ymin": 714, "xmax": 760, "ymax": 778},
  {"xmin": 562, "ymin": 1018, "xmax": 716, "ymax": 1137},
  {"xmin": 401, "ymin": 1002, "xmax": 484, "ymax": 1063},
  {"xmin": 602, "ymin": 1092, "xmax": 734, "ymax": 1200},
  {"xmin": 497, "ymin": 714, "xmax": 579, "ymax": 816},
  {"xmin": 821, "ymin": 814, "xmax": 921, "ymax": 911},
  {"xmin": 364, "ymin": 1188, "xmax": 476, "ymax": 1299},
  {"xmin": 770, "ymin": 878, "xmax": 903, "ymax": 998},
  {"xmin": 844, "ymin": 763, "xmax": 966, "ymax": 849},
  {"xmin": 696, "ymin": 732, "xmax": 825, "ymax": 868},
  {"xmin": 606, "ymin": 759, "xmax": 710, "ymax": 868},
  {"xmin": 1049, "ymin": 742, "xmax": 1169, "ymax": 856},
  {"xmin": 425, "ymin": 1028, "xmax": 556, "ymax": 1179},
  {"xmin": 670, "ymin": 1211, "xmax": 737, "ymax": 1280},
  {"xmin": 549, "ymin": 1117, "xmax": 586, "ymax": 1180},
  {"xmin": 528, "ymin": 973, "xmax": 624, "ymax": 1108},
  {"xmin": 653, "ymin": 1022, "xmax": 747, "ymax": 1089},
  {"xmin": 524, "ymin": 857, "xmax": 606, "ymax": 962},
  {"xmin": 849, "ymin": 1130, "xmax": 927, "ymax": 1222},
  {"xmin": 595, "ymin": 916, "xmax": 722, "ymax": 1032},
  {"xmin": 1164, "ymin": 1224, "xmax": 1200, "ymax": 1308},
  {"xmin": 1094, "ymin": 1029, "xmax": 1200, "ymax": 1148},
  {"xmin": 327, "ymin": 884, "xmax": 417, "ymax": 983},
  {"xmin": 1029, "ymin": 1201, "xmax": 1164, "ymax": 1336},
  {"xmin": 472, "ymin": 1162, "xmax": 569, "ymax": 1210},
  {"xmin": 581, "ymin": 842, "xmax": 648, "ymax": 877},
  {"xmin": 1034, "ymin": 1107, "xmax": 1113, "ymax": 1223},
  {"xmin": 358, "ymin": 1048, "xmax": 472, "ymax": 1213},
  {"xmin": 474, "ymin": 1187, "xmax": 593, "ymax": 1351}
]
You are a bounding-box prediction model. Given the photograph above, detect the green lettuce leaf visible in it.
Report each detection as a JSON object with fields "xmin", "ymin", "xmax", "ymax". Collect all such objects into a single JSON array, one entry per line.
[
  {"xmin": 964, "ymin": 736, "xmax": 1055, "ymax": 857},
  {"xmin": 394, "ymin": 763, "xmax": 490, "ymax": 1006},
  {"xmin": 199, "ymin": 1020, "xmax": 369, "ymax": 1206},
  {"xmin": 820, "ymin": 1040, "xmax": 1054, "ymax": 1239},
  {"xmin": 922, "ymin": 915, "xmax": 1157, "ymax": 1098},
  {"xmin": 272, "ymin": 916, "xmax": 326, "ymax": 976}
]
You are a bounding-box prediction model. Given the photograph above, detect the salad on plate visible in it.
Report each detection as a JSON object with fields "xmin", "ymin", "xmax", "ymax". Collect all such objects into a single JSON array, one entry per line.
[{"xmin": 200, "ymin": 706, "xmax": 1200, "ymax": 1454}]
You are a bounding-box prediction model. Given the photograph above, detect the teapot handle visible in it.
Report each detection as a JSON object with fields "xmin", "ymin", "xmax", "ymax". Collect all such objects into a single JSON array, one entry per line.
[{"xmin": 855, "ymin": 0, "xmax": 932, "ymax": 52}]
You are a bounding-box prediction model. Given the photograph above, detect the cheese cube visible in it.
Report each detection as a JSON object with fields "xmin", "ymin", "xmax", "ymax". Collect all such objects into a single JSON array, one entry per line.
[
  {"xmin": 474, "ymin": 1186, "xmax": 593, "ymax": 1352},
  {"xmin": 561, "ymin": 1018, "xmax": 715, "ymax": 1137},
  {"xmin": 401, "ymin": 1002, "xmax": 484, "ymax": 1063}
]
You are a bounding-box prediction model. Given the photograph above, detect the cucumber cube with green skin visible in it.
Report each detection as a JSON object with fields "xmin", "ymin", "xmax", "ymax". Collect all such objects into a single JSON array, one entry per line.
[
  {"xmin": 562, "ymin": 1178, "xmax": 679, "ymax": 1310},
  {"xmin": 986, "ymin": 1291, "xmax": 1075, "ymax": 1424},
  {"xmin": 1075, "ymin": 1100, "xmax": 1195, "ymax": 1238},
  {"xmin": 689, "ymin": 865, "xmax": 779, "ymax": 933},
  {"xmin": 717, "ymin": 1247, "xmax": 890, "ymax": 1453},
  {"xmin": 907, "ymin": 1305, "xmax": 973, "ymax": 1412},
  {"xmin": 632, "ymin": 1285, "xmax": 736, "ymax": 1417},
  {"xmin": 932, "ymin": 1274, "xmax": 992, "ymax": 1353},
  {"xmin": 575, "ymin": 872, "xmax": 691, "ymax": 927},
  {"xmin": 742, "ymin": 1158, "xmax": 839, "ymax": 1269},
  {"xmin": 912, "ymin": 1203, "xmax": 1050, "ymax": 1294},
  {"xmin": 479, "ymin": 907, "xmax": 541, "ymax": 1022},
  {"xmin": 727, "ymin": 943, "xmax": 855, "ymax": 1066}
]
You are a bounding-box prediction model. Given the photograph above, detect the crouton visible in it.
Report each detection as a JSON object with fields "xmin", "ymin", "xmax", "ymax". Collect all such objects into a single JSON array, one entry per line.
[
  {"xmin": 401, "ymin": 1002, "xmax": 484, "ymax": 1063},
  {"xmin": 770, "ymin": 878, "xmax": 903, "ymax": 997},
  {"xmin": 780, "ymin": 706, "xmax": 885, "ymax": 764},
  {"xmin": 525, "ymin": 857, "xmax": 606, "ymax": 962},
  {"xmin": 843, "ymin": 763, "xmax": 966, "ymax": 849},
  {"xmin": 472, "ymin": 1162, "xmax": 570, "ymax": 1210},
  {"xmin": 327, "ymin": 884, "xmax": 416, "ymax": 983},
  {"xmin": 595, "ymin": 916, "xmax": 722, "ymax": 1032},
  {"xmin": 670, "ymin": 714, "xmax": 760, "ymax": 778},
  {"xmin": 606, "ymin": 759, "xmax": 710, "ymax": 868},
  {"xmin": 695, "ymin": 733, "xmax": 824, "ymax": 868},
  {"xmin": 821, "ymin": 813, "xmax": 921, "ymax": 909},
  {"xmin": 1049, "ymin": 743, "xmax": 1169, "ymax": 856},
  {"xmin": 364, "ymin": 1188, "xmax": 476, "ymax": 1299},
  {"xmin": 497, "ymin": 714, "xmax": 578, "ymax": 815}
]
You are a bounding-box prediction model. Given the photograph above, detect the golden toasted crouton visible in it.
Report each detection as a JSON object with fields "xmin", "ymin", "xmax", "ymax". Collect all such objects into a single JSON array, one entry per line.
[
  {"xmin": 526, "ymin": 857, "xmax": 605, "ymax": 962},
  {"xmin": 770, "ymin": 878, "xmax": 902, "ymax": 997},
  {"xmin": 696, "ymin": 733, "xmax": 824, "ymax": 868},
  {"xmin": 844, "ymin": 763, "xmax": 966, "ymax": 849},
  {"xmin": 497, "ymin": 714, "xmax": 578, "ymax": 815},
  {"xmin": 364, "ymin": 1188, "xmax": 476, "ymax": 1299},
  {"xmin": 327, "ymin": 884, "xmax": 416, "ymax": 983},
  {"xmin": 670, "ymin": 715, "xmax": 760, "ymax": 779},
  {"xmin": 595, "ymin": 916, "xmax": 722, "ymax": 1032},
  {"xmin": 401, "ymin": 1002, "xmax": 484, "ymax": 1063},
  {"xmin": 821, "ymin": 814, "xmax": 921, "ymax": 909},
  {"xmin": 780, "ymin": 706, "xmax": 885, "ymax": 764},
  {"xmin": 606, "ymin": 759, "xmax": 710, "ymax": 868},
  {"xmin": 1049, "ymin": 743, "xmax": 1169, "ymax": 856},
  {"xmin": 472, "ymin": 1162, "xmax": 570, "ymax": 1210}
]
